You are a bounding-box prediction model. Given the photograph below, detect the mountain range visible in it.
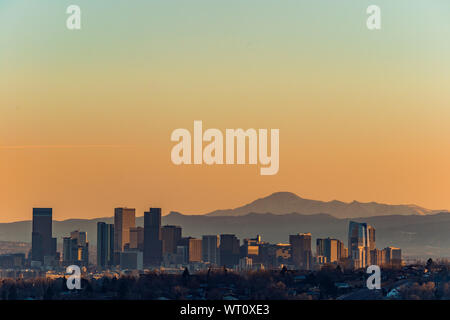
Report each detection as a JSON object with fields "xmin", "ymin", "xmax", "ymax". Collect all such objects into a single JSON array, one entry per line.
[{"xmin": 206, "ymin": 192, "xmax": 437, "ymax": 218}]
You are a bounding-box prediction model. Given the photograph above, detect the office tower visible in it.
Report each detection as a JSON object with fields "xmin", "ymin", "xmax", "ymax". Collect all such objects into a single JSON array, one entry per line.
[
  {"xmin": 161, "ymin": 225, "xmax": 182, "ymax": 255},
  {"xmin": 175, "ymin": 237, "xmax": 201, "ymax": 264},
  {"xmin": 219, "ymin": 234, "xmax": 240, "ymax": 268},
  {"xmin": 202, "ymin": 235, "xmax": 220, "ymax": 265},
  {"xmin": 176, "ymin": 245, "xmax": 189, "ymax": 265},
  {"xmin": 383, "ymin": 247, "xmax": 402, "ymax": 268},
  {"xmin": 114, "ymin": 208, "xmax": 136, "ymax": 254},
  {"xmin": 188, "ymin": 238, "xmax": 202, "ymax": 263},
  {"xmin": 144, "ymin": 208, "xmax": 162, "ymax": 266},
  {"xmin": 348, "ymin": 221, "xmax": 375, "ymax": 268},
  {"xmin": 289, "ymin": 233, "xmax": 312, "ymax": 270},
  {"xmin": 97, "ymin": 222, "xmax": 115, "ymax": 267},
  {"xmin": 71, "ymin": 230, "xmax": 87, "ymax": 247},
  {"xmin": 63, "ymin": 237, "xmax": 77, "ymax": 263},
  {"xmin": 368, "ymin": 225, "xmax": 376, "ymax": 250},
  {"xmin": 274, "ymin": 243, "xmax": 291, "ymax": 267},
  {"xmin": 63, "ymin": 230, "xmax": 89, "ymax": 266},
  {"xmin": 241, "ymin": 235, "xmax": 265, "ymax": 263},
  {"xmin": 370, "ymin": 248, "xmax": 385, "ymax": 266},
  {"xmin": 258, "ymin": 243, "xmax": 290, "ymax": 268},
  {"xmin": 130, "ymin": 227, "xmax": 144, "ymax": 251},
  {"xmin": 31, "ymin": 208, "xmax": 57, "ymax": 265},
  {"xmin": 316, "ymin": 238, "xmax": 345, "ymax": 263}
]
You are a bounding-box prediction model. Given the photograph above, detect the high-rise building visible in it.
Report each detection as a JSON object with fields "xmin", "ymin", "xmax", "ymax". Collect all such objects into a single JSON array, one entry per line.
[
  {"xmin": 31, "ymin": 208, "xmax": 57, "ymax": 265},
  {"xmin": 241, "ymin": 235, "xmax": 264, "ymax": 261},
  {"xmin": 289, "ymin": 233, "xmax": 312, "ymax": 270},
  {"xmin": 370, "ymin": 248, "xmax": 385, "ymax": 266},
  {"xmin": 176, "ymin": 237, "xmax": 201, "ymax": 264},
  {"xmin": 176, "ymin": 245, "xmax": 189, "ymax": 265},
  {"xmin": 368, "ymin": 225, "xmax": 376, "ymax": 250},
  {"xmin": 383, "ymin": 247, "xmax": 402, "ymax": 268},
  {"xmin": 202, "ymin": 235, "xmax": 220, "ymax": 265},
  {"xmin": 161, "ymin": 225, "xmax": 182, "ymax": 255},
  {"xmin": 63, "ymin": 230, "xmax": 89, "ymax": 266},
  {"xmin": 71, "ymin": 230, "xmax": 87, "ymax": 247},
  {"xmin": 188, "ymin": 238, "xmax": 202, "ymax": 263},
  {"xmin": 97, "ymin": 222, "xmax": 114, "ymax": 267},
  {"xmin": 219, "ymin": 234, "xmax": 240, "ymax": 268},
  {"xmin": 63, "ymin": 237, "xmax": 78, "ymax": 263},
  {"xmin": 114, "ymin": 208, "xmax": 136, "ymax": 253},
  {"xmin": 129, "ymin": 227, "xmax": 144, "ymax": 251},
  {"xmin": 144, "ymin": 208, "xmax": 162, "ymax": 266},
  {"xmin": 348, "ymin": 221, "xmax": 375, "ymax": 268},
  {"xmin": 316, "ymin": 238, "xmax": 345, "ymax": 263}
]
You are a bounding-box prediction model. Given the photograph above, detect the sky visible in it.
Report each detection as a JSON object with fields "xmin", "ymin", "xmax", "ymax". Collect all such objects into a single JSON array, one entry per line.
[{"xmin": 1, "ymin": 0, "xmax": 450, "ymax": 222}]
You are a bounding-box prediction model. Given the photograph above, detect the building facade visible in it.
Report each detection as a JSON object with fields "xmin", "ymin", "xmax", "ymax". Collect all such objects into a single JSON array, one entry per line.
[
  {"xmin": 289, "ymin": 233, "xmax": 312, "ymax": 270},
  {"xmin": 202, "ymin": 235, "xmax": 220, "ymax": 266},
  {"xmin": 144, "ymin": 208, "xmax": 163, "ymax": 266},
  {"xmin": 31, "ymin": 208, "xmax": 57, "ymax": 266},
  {"xmin": 97, "ymin": 222, "xmax": 114, "ymax": 267}
]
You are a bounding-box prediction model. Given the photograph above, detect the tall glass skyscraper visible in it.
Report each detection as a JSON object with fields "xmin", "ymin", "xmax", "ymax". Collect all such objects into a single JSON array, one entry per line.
[
  {"xmin": 348, "ymin": 221, "xmax": 375, "ymax": 268},
  {"xmin": 113, "ymin": 208, "xmax": 135, "ymax": 251},
  {"xmin": 144, "ymin": 208, "xmax": 162, "ymax": 266},
  {"xmin": 31, "ymin": 208, "xmax": 56, "ymax": 264},
  {"xmin": 97, "ymin": 222, "xmax": 114, "ymax": 267}
]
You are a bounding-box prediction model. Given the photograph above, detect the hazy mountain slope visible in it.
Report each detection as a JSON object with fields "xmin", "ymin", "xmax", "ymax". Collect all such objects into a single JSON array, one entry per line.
[{"xmin": 207, "ymin": 192, "xmax": 433, "ymax": 218}]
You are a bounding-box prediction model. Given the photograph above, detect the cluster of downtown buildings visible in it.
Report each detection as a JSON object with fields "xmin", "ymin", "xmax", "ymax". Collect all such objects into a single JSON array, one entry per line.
[{"xmin": 0, "ymin": 207, "xmax": 403, "ymax": 274}]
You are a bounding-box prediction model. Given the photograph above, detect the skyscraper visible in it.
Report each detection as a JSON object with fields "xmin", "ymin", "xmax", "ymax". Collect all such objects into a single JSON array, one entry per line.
[
  {"xmin": 144, "ymin": 208, "xmax": 162, "ymax": 266},
  {"xmin": 114, "ymin": 208, "xmax": 136, "ymax": 253},
  {"xmin": 97, "ymin": 222, "xmax": 114, "ymax": 267},
  {"xmin": 161, "ymin": 225, "xmax": 182, "ymax": 255},
  {"xmin": 31, "ymin": 208, "xmax": 57, "ymax": 265},
  {"xmin": 370, "ymin": 248, "xmax": 385, "ymax": 266},
  {"xmin": 63, "ymin": 230, "xmax": 89, "ymax": 266},
  {"xmin": 316, "ymin": 238, "xmax": 345, "ymax": 263},
  {"xmin": 188, "ymin": 238, "xmax": 202, "ymax": 263},
  {"xmin": 383, "ymin": 246, "xmax": 402, "ymax": 268},
  {"xmin": 348, "ymin": 221, "xmax": 375, "ymax": 268},
  {"xmin": 202, "ymin": 235, "xmax": 220, "ymax": 265},
  {"xmin": 130, "ymin": 227, "xmax": 145, "ymax": 251},
  {"xmin": 71, "ymin": 230, "xmax": 87, "ymax": 247},
  {"xmin": 241, "ymin": 235, "xmax": 264, "ymax": 262},
  {"xmin": 289, "ymin": 233, "xmax": 312, "ymax": 270},
  {"xmin": 368, "ymin": 225, "xmax": 376, "ymax": 250},
  {"xmin": 219, "ymin": 234, "xmax": 240, "ymax": 268},
  {"xmin": 63, "ymin": 237, "xmax": 78, "ymax": 263}
]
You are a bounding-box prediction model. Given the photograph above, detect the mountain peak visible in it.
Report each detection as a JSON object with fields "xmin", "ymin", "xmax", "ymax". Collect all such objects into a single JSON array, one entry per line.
[
  {"xmin": 265, "ymin": 192, "xmax": 302, "ymax": 200},
  {"xmin": 207, "ymin": 192, "xmax": 433, "ymax": 218}
]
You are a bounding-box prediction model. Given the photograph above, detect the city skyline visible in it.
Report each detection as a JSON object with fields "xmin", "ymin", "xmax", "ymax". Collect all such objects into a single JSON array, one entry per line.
[
  {"xmin": 27, "ymin": 205, "xmax": 403, "ymax": 271},
  {"xmin": 1, "ymin": 194, "xmax": 448, "ymax": 258}
]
